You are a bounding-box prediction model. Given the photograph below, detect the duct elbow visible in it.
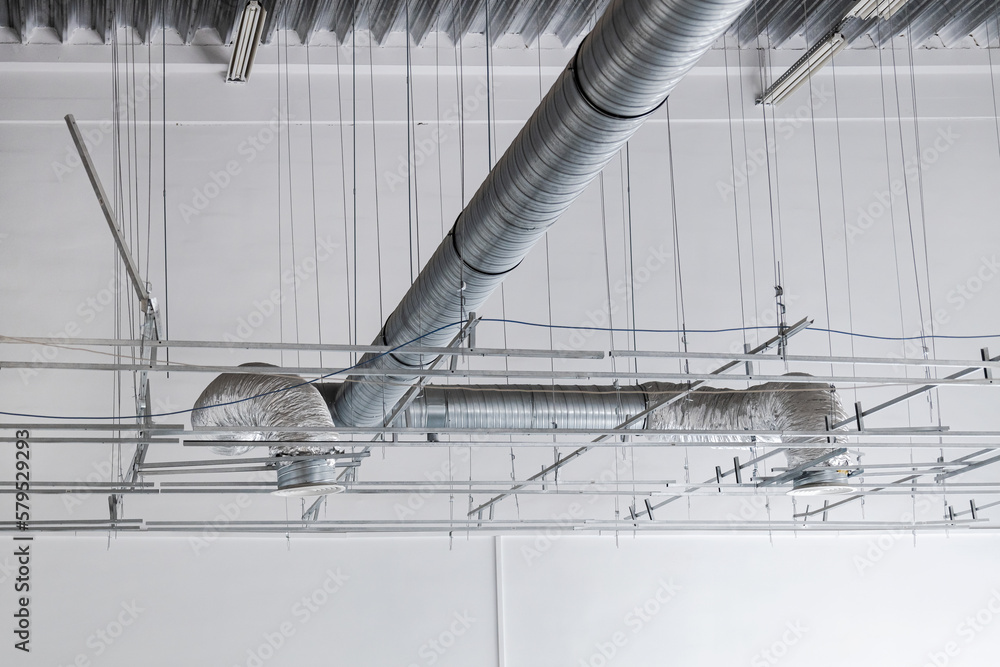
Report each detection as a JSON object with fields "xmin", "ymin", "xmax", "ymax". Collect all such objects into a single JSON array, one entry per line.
[
  {"xmin": 191, "ymin": 363, "xmax": 339, "ymax": 457},
  {"xmin": 642, "ymin": 377, "xmax": 851, "ymax": 469}
]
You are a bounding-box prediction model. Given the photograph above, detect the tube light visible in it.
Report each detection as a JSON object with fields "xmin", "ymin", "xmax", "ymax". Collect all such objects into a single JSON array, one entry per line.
[
  {"xmin": 758, "ymin": 30, "xmax": 847, "ymax": 106},
  {"xmin": 226, "ymin": 0, "xmax": 267, "ymax": 83}
]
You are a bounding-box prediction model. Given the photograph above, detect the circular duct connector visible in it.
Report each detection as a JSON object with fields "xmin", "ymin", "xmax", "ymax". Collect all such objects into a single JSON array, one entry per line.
[
  {"xmin": 786, "ymin": 468, "xmax": 854, "ymax": 497},
  {"xmin": 274, "ymin": 458, "xmax": 346, "ymax": 497}
]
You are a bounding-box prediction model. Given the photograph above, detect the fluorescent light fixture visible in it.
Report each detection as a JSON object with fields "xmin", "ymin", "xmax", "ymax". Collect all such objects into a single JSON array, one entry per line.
[
  {"xmin": 226, "ymin": 0, "xmax": 267, "ymax": 83},
  {"xmin": 758, "ymin": 30, "xmax": 847, "ymax": 106},
  {"xmin": 848, "ymin": 0, "xmax": 910, "ymax": 21}
]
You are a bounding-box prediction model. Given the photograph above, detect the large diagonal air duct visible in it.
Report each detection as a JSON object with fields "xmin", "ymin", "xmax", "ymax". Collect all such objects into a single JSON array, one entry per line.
[{"xmin": 328, "ymin": 0, "xmax": 758, "ymax": 428}]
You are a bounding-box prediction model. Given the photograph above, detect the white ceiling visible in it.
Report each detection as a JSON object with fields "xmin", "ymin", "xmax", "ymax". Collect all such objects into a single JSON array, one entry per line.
[{"xmin": 2, "ymin": 31, "xmax": 1000, "ymax": 666}]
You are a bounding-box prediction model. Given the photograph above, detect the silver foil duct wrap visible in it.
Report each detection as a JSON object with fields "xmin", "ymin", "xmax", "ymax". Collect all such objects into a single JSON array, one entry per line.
[
  {"xmin": 643, "ymin": 377, "xmax": 852, "ymax": 469},
  {"xmin": 191, "ymin": 364, "xmax": 339, "ymax": 457}
]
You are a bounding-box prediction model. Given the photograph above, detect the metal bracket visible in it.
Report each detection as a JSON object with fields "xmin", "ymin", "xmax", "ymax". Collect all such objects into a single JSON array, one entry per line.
[
  {"xmin": 758, "ymin": 448, "xmax": 847, "ymax": 488},
  {"xmin": 468, "ymin": 316, "xmax": 814, "ymax": 517}
]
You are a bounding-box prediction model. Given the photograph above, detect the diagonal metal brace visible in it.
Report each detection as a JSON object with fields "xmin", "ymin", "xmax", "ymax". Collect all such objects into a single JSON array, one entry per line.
[{"xmin": 757, "ymin": 448, "xmax": 847, "ymax": 488}]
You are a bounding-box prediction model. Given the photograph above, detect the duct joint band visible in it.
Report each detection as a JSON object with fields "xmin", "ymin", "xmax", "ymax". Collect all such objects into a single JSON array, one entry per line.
[
  {"xmin": 451, "ymin": 228, "xmax": 523, "ymax": 278},
  {"xmin": 372, "ymin": 324, "xmax": 434, "ymax": 370},
  {"xmin": 570, "ymin": 39, "xmax": 668, "ymax": 122}
]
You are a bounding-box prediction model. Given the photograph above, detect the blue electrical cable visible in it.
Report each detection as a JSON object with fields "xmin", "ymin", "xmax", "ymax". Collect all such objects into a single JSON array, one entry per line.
[
  {"xmin": 4, "ymin": 318, "xmax": 998, "ymax": 422},
  {"xmin": 0, "ymin": 321, "xmax": 466, "ymax": 422}
]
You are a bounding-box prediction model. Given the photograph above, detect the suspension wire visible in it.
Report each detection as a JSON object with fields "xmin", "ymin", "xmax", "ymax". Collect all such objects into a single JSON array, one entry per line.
[
  {"xmin": 735, "ymin": 43, "xmax": 762, "ymax": 348},
  {"xmin": 801, "ymin": 0, "xmax": 835, "ymax": 367},
  {"xmin": 600, "ymin": 165, "xmax": 622, "ymax": 536},
  {"xmin": 363, "ymin": 9, "xmax": 388, "ymax": 436},
  {"xmin": 877, "ymin": 15, "xmax": 912, "ymax": 351},
  {"xmin": 622, "ymin": 143, "xmax": 640, "ymax": 524},
  {"xmin": 276, "ymin": 19, "xmax": 286, "ymax": 367},
  {"xmin": 533, "ymin": 23, "xmax": 549, "ymax": 521},
  {"xmin": 111, "ymin": 8, "xmax": 125, "ymax": 533},
  {"xmin": 599, "ymin": 173, "xmax": 616, "ymax": 361},
  {"xmin": 160, "ymin": 0, "xmax": 169, "ymax": 367},
  {"xmin": 130, "ymin": 20, "xmax": 141, "ymax": 282},
  {"xmin": 723, "ymin": 35, "xmax": 749, "ymax": 350},
  {"xmin": 352, "ymin": 2, "xmax": 359, "ymax": 371},
  {"xmin": 751, "ymin": 0, "xmax": 778, "ymax": 539},
  {"xmin": 333, "ymin": 20, "xmax": 354, "ymax": 363},
  {"xmin": 405, "ymin": 0, "xmax": 415, "ymax": 282},
  {"xmin": 456, "ymin": 24, "xmax": 466, "ymax": 207},
  {"xmin": 905, "ymin": 12, "xmax": 944, "ymax": 424},
  {"xmin": 665, "ymin": 97, "xmax": 692, "ymax": 518},
  {"xmin": 878, "ymin": 9, "xmax": 917, "ymax": 473},
  {"xmin": 623, "ymin": 144, "xmax": 638, "ymax": 375},
  {"xmin": 760, "ymin": 14, "xmax": 787, "ymax": 333},
  {"xmin": 305, "ymin": 43, "xmax": 326, "ymax": 368},
  {"xmin": 485, "ymin": 0, "xmax": 510, "ymax": 366},
  {"xmin": 830, "ymin": 57, "xmax": 859, "ymax": 407},
  {"xmin": 481, "ymin": 0, "xmax": 515, "ymax": 475},
  {"xmin": 905, "ymin": 9, "xmax": 947, "ymax": 460},
  {"xmin": 664, "ymin": 100, "xmax": 688, "ymax": 369},
  {"xmin": 367, "ymin": 13, "xmax": 384, "ymax": 327},
  {"xmin": 123, "ymin": 20, "xmax": 135, "ymax": 267},
  {"xmin": 889, "ymin": 14, "xmax": 930, "ymax": 353},
  {"xmin": 435, "ymin": 23, "xmax": 445, "ymax": 240},
  {"xmin": 144, "ymin": 1, "xmax": 153, "ymax": 286},
  {"xmin": 409, "ymin": 3, "xmax": 422, "ymax": 276},
  {"xmin": 282, "ymin": 14, "xmax": 302, "ymax": 368}
]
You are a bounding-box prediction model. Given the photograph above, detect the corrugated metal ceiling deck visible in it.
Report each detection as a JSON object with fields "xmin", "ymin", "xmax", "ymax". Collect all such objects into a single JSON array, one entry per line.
[{"xmin": 2, "ymin": 0, "xmax": 999, "ymax": 48}]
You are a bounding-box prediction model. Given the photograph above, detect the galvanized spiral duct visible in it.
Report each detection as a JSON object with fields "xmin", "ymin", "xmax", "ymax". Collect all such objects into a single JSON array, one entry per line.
[{"xmin": 329, "ymin": 0, "xmax": 757, "ymax": 428}]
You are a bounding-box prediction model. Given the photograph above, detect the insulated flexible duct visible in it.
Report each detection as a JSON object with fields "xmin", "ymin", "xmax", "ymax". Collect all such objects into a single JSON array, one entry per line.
[
  {"xmin": 642, "ymin": 379, "xmax": 850, "ymax": 468},
  {"xmin": 329, "ymin": 0, "xmax": 757, "ymax": 428},
  {"xmin": 192, "ymin": 364, "xmax": 338, "ymax": 457}
]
